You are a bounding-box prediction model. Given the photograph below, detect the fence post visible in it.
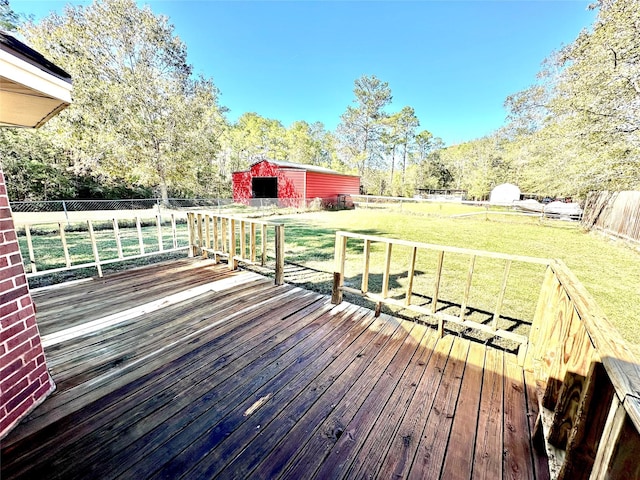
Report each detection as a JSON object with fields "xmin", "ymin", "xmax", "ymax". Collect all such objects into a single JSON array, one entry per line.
[
  {"xmin": 332, "ymin": 232, "xmax": 347, "ymax": 304},
  {"xmin": 275, "ymin": 224, "xmax": 285, "ymax": 285}
]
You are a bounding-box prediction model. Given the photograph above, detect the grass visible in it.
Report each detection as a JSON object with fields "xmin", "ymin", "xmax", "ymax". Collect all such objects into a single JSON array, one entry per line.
[
  {"xmin": 275, "ymin": 209, "xmax": 640, "ymax": 346},
  {"xmin": 18, "ymin": 219, "xmax": 191, "ymax": 287},
  {"xmin": 17, "ymin": 205, "xmax": 640, "ymax": 346}
]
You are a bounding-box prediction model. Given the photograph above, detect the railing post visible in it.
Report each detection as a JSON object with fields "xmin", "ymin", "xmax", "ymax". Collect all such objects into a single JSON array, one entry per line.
[
  {"xmin": 87, "ymin": 220, "xmax": 103, "ymax": 277},
  {"xmin": 261, "ymin": 224, "xmax": 267, "ymax": 266},
  {"xmin": 203, "ymin": 214, "xmax": 210, "ymax": 259},
  {"xmin": 361, "ymin": 239, "xmax": 371, "ymax": 294},
  {"xmin": 240, "ymin": 220, "xmax": 246, "ymax": 261},
  {"xmin": 212, "ymin": 215, "xmax": 219, "ymax": 263},
  {"xmin": 196, "ymin": 213, "xmax": 204, "ymax": 257},
  {"xmin": 275, "ymin": 224, "xmax": 285, "ymax": 285},
  {"xmin": 24, "ymin": 225, "xmax": 37, "ymax": 274},
  {"xmin": 113, "ymin": 218, "xmax": 123, "ymax": 259},
  {"xmin": 250, "ymin": 223, "xmax": 257, "ymax": 263},
  {"xmin": 136, "ymin": 216, "xmax": 145, "ymax": 255},
  {"xmin": 332, "ymin": 232, "xmax": 347, "ymax": 304},
  {"xmin": 171, "ymin": 214, "xmax": 178, "ymax": 249},
  {"xmin": 156, "ymin": 215, "xmax": 164, "ymax": 252},
  {"xmin": 433, "ymin": 250, "xmax": 445, "ymax": 336},
  {"xmin": 59, "ymin": 222, "xmax": 71, "ymax": 268},
  {"xmin": 187, "ymin": 213, "xmax": 196, "ymax": 257},
  {"xmin": 229, "ymin": 218, "xmax": 237, "ymax": 270},
  {"xmin": 492, "ymin": 259, "xmax": 512, "ymax": 331},
  {"xmin": 405, "ymin": 246, "xmax": 417, "ymax": 306}
]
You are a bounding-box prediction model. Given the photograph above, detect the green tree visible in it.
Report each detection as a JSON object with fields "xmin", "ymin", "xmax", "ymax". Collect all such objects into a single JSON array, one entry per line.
[
  {"xmin": 1, "ymin": 0, "xmax": 19, "ymax": 31},
  {"xmin": 337, "ymin": 75, "xmax": 393, "ymax": 190},
  {"xmin": 503, "ymin": 0, "xmax": 640, "ymax": 196},
  {"xmin": 22, "ymin": 0, "xmax": 226, "ymax": 202},
  {"xmin": 396, "ymin": 106, "xmax": 419, "ymax": 185}
]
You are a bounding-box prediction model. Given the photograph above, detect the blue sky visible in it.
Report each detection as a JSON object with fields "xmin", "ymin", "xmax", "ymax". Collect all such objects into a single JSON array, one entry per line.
[{"xmin": 11, "ymin": 1, "xmax": 596, "ymax": 145}]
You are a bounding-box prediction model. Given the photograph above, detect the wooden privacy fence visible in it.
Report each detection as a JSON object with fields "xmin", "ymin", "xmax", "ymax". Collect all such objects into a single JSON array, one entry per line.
[
  {"xmin": 582, "ymin": 191, "xmax": 640, "ymax": 244},
  {"xmin": 331, "ymin": 231, "xmax": 550, "ymax": 360},
  {"xmin": 528, "ymin": 259, "xmax": 640, "ymax": 479},
  {"xmin": 20, "ymin": 214, "xmax": 186, "ymax": 278},
  {"xmin": 186, "ymin": 212, "xmax": 285, "ymax": 285}
]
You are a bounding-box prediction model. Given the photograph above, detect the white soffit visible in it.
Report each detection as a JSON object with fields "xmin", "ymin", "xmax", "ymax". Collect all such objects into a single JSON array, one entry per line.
[{"xmin": 0, "ymin": 36, "xmax": 72, "ymax": 128}]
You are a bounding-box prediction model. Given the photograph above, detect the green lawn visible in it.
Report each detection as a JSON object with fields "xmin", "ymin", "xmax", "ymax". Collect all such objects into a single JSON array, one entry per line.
[
  {"xmin": 275, "ymin": 209, "xmax": 640, "ymax": 346},
  {"xmin": 18, "ymin": 207, "xmax": 640, "ymax": 345}
]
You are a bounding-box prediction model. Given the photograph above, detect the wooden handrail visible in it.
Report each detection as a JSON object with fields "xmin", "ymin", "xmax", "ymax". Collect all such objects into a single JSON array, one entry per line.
[
  {"xmin": 331, "ymin": 230, "xmax": 640, "ymax": 479},
  {"xmin": 20, "ymin": 214, "xmax": 187, "ymax": 278},
  {"xmin": 187, "ymin": 212, "xmax": 285, "ymax": 285},
  {"xmin": 331, "ymin": 231, "xmax": 550, "ymax": 359}
]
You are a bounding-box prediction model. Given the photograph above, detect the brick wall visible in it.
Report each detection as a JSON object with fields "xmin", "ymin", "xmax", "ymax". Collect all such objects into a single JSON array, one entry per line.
[{"xmin": 0, "ymin": 169, "xmax": 54, "ymax": 439}]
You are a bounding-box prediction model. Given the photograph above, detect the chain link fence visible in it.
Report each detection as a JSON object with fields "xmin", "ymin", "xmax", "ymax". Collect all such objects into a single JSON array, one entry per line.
[{"xmin": 9, "ymin": 198, "xmax": 240, "ymax": 213}]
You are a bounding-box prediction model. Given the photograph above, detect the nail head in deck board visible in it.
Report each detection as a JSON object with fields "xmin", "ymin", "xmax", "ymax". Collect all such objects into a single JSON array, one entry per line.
[
  {"xmin": 472, "ymin": 347, "xmax": 504, "ymax": 480},
  {"xmin": 440, "ymin": 341, "xmax": 487, "ymax": 480}
]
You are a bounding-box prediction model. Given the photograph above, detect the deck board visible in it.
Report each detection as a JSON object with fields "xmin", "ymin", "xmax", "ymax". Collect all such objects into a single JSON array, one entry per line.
[{"xmin": 1, "ymin": 259, "xmax": 544, "ymax": 480}]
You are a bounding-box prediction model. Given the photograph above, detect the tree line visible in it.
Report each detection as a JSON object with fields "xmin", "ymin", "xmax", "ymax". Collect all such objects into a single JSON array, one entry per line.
[{"xmin": 1, "ymin": 0, "xmax": 637, "ymax": 202}]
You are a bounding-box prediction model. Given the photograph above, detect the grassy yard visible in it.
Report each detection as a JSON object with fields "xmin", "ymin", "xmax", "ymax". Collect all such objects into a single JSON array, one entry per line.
[
  {"xmin": 275, "ymin": 208, "xmax": 640, "ymax": 346},
  {"xmin": 17, "ymin": 205, "xmax": 640, "ymax": 345}
]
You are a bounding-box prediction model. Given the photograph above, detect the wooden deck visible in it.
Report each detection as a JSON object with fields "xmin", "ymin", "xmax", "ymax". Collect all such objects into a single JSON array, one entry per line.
[{"xmin": 1, "ymin": 259, "xmax": 546, "ymax": 480}]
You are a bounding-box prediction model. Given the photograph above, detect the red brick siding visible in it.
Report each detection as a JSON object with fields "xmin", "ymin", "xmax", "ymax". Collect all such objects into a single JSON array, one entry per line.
[{"xmin": 0, "ymin": 169, "xmax": 54, "ymax": 440}]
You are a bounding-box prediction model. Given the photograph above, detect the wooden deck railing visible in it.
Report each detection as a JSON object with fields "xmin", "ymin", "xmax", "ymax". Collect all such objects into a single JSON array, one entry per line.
[
  {"xmin": 527, "ymin": 260, "xmax": 640, "ymax": 479},
  {"xmin": 20, "ymin": 214, "xmax": 187, "ymax": 278},
  {"xmin": 331, "ymin": 231, "xmax": 550, "ymax": 361},
  {"xmin": 331, "ymin": 231, "xmax": 640, "ymax": 479},
  {"xmin": 186, "ymin": 212, "xmax": 285, "ymax": 285}
]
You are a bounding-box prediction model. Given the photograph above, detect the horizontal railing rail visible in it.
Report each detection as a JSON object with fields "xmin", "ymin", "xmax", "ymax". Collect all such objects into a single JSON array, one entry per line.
[
  {"xmin": 331, "ymin": 231, "xmax": 550, "ymax": 360},
  {"xmin": 528, "ymin": 259, "xmax": 640, "ymax": 479},
  {"xmin": 187, "ymin": 212, "xmax": 285, "ymax": 285},
  {"xmin": 19, "ymin": 214, "xmax": 188, "ymax": 278}
]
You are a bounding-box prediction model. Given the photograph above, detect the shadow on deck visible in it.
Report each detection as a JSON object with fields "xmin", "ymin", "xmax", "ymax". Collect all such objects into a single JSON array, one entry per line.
[{"xmin": 1, "ymin": 259, "xmax": 544, "ymax": 479}]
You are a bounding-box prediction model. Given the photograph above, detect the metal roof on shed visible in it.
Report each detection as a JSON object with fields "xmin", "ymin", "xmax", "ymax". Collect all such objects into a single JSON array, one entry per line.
[{"xmin": 242, "ymin": 159, "xmax": 359, "ymax": 177}]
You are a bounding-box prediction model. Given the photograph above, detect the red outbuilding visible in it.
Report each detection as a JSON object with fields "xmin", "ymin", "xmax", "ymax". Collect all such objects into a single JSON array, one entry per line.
[{"xmin": 232, "ymin": 159, "xmax": 360, "ymax": 208}]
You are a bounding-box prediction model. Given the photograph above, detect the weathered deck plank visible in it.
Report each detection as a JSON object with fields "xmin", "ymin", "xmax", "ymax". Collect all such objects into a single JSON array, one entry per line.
[
  {"xmin": 1, "ymin": 259, "xmax": 541, "ymax": 480},
  {"xmin": 440, "ymin": 341, "xmax": 486, "ymax": 479}
]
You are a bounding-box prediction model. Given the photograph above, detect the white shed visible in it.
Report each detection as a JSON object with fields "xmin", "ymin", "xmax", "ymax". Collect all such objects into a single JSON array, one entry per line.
[{"xmin": 490, "ymin": 183, "xmax": 521, "ymax": 204}]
